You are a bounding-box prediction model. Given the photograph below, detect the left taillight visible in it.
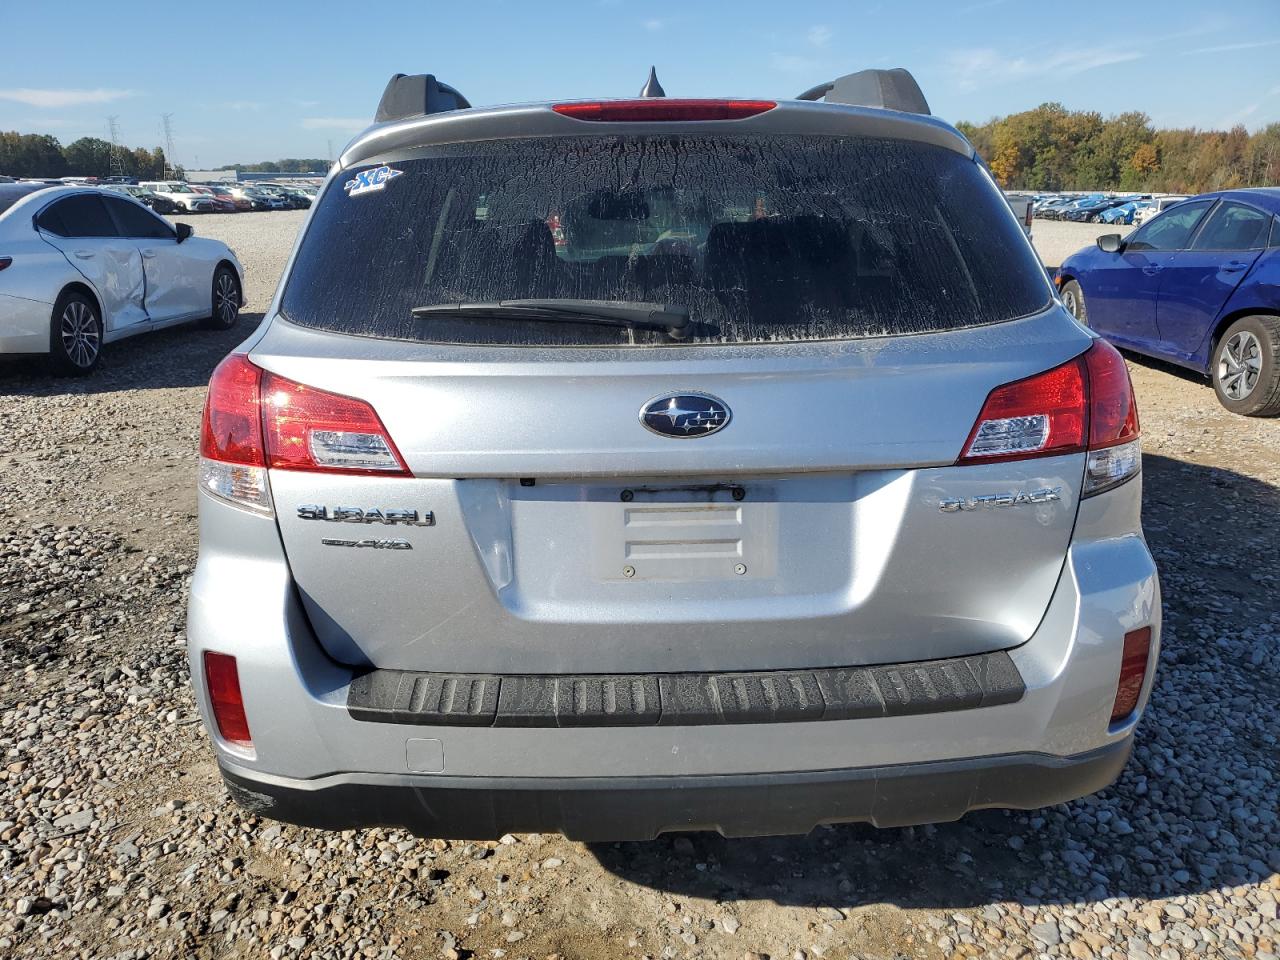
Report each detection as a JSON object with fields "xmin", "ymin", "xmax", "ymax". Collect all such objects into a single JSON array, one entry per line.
[
  {"xmin": 199, "ymin": 353, "xmax": 410, "ymax": 514},
  {"xmin": 260, "ymin": 372, "xmax": 409, "ymax": 476},
  {"xmin": 956, "ymin": 339, "xmax": 1141, "ymax": 497},
  {"xmin": 203, "ymin": 651, "xmax": 253, "ymax": 749},
  {"xmin": 0, "ymin": 256, "xmax": 12, "ymax": 272},
  {"xmin": 200, "ymin": 353, "xmax": 272, "ymax": 514}
]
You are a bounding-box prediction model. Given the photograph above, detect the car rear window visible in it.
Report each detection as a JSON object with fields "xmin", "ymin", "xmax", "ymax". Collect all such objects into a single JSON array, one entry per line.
[{"xmin": 281, "ymin": 135, "xmax": 1050, "ymax": 346}]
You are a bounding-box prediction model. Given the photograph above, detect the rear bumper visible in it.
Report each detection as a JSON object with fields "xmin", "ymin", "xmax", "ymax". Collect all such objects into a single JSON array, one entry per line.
[{"xmin": 220, "ymin": 738, "xmax": 1132, "ymax": 841}]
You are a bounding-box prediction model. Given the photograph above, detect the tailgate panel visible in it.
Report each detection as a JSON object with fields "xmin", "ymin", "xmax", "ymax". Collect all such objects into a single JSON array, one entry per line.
[{"xmin": 270, "ymin": 457, "xmax": 1081, "ymax": 674}]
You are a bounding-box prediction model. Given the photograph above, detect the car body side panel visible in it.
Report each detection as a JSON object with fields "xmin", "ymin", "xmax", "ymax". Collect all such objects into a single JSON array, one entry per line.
[
  {"xmin": 137, "ymin": 236, "xmax": 218, "ymax": 323},
  {"xmin": 1154, "ymin": 249, "xmax": 1261, "ymax": 367},
  {"xmin": 1073, "ymin": 246, "xmax": 1165, "ymax": 348},
  {"xmin": 1188, "ymin": 247, "xmax": 1280, "ymax": 370},
  {"xmin": 37, "ymin": 232, "xmax": 149, "ymax": 333},
  {"xmin": 0, "ymin": 293, "xmax": 52, "ymax": 353}
]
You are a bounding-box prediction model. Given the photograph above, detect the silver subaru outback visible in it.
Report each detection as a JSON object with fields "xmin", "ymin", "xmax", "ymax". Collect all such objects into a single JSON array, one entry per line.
[{"xmin": 187, "ymin": 69, "xmax": 1160, "ymax": 840}]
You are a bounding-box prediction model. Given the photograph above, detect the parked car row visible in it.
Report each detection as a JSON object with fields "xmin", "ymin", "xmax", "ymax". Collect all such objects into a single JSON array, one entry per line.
[
  {"xmin": 139, "ymin": 181, "xmax": 315, "ymax": 213},
  {"xmin": 0, "ymin": 176, "xmax": 317, "ymax": 214}
]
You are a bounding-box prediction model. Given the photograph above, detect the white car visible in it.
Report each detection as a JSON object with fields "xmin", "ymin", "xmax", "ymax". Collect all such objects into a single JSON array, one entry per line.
[
  {"xmin": 0, "ymin": 185, "xmax": 244, "ymax": 375},
  {"xmin": 1132, "ymin": 196, "xmax": 1188, "ymax": 227},
  {"xmin": 138, "ymin": 181, "xmax": 219, "ymax": 214}
]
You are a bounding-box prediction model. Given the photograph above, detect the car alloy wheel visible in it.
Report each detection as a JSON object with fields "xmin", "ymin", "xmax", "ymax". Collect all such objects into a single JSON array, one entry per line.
[
  {"xmin": 60, "ymin": 299, "xmax": 100, "ymax": 369},
  {"xmin": 1217, "ymin": 330, "xmax": 1261, "ymax": 401},
  {"xmin": 215, "ymin": 271, "xmax": 239, "ymax": 326}
]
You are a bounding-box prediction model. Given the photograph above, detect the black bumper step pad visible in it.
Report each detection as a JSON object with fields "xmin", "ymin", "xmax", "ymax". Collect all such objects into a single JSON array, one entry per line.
[{"xmin": 346, "ymin": 650, "xmax": 1025, "ymax": 728}]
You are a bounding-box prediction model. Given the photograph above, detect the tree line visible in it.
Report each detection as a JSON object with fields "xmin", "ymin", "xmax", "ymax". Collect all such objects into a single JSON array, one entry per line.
[
  {"xmin": 958, "ymin": 103, "xmax": 1280, "ymax": 193},
  {"xmin": 0, "ymin": 132, "xmax": 172, "ymax": 180},
  {"xmin": 217, "ymin": 159, "xmax": 328, "ymax": 173}
]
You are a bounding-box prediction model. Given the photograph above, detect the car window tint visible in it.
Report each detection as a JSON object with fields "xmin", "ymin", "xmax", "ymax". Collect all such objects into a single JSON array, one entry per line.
[
  {"xmin": 283, "ymin": 135, "xmax": 1051, "ymax": 347},
  {"xmin": 1190, "ymin": 202, "xmax": 1271, "ymax": 251},
  {"xmin": 41, "ymin": 194, "xmax": 117, "ymax": 238},
  {"xmin": 104, "ymin": 196, "xmax": 173, "ymax": 239},
  {"xmin": 1125, "ymin": 200, "xmax": 1213, "ymax": 252}
]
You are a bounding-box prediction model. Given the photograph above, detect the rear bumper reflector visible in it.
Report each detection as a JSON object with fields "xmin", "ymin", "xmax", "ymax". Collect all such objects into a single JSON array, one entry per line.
[{"xmin": 346, "ymin": 651, "xmax": 1025, "ymax": 728}]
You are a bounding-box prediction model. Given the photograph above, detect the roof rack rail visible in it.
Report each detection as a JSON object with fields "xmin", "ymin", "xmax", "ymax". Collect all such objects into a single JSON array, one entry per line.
[
  {"xmin": 375, "ymin": 74, "xmax": 472, "ymax": 123},
  {"xmin": 795, "ymin": 68, "xmax": 930, "ymax": 116}
]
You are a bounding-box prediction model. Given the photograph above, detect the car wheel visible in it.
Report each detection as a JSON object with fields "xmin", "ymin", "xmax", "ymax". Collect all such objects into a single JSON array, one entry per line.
[
  {"xmin": 1212, "ymin": 315, "xmax": 1280, "ymax": 417},
  {"xmin": 204, "ymin": 265, "xmax": 242, "ymax": 330},
  {"xmin": 1060, "ymin": 280, "xmax": 1088, "ymax": 326},
  {"xmin": 49, "ymin": 290, "xmax": 102, "ymax": 376}
]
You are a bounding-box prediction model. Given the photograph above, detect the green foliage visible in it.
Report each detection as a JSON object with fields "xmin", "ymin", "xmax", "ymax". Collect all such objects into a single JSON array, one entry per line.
[
  {"xmin": 963, "ymin": 103, "xmax": 1280, "ymax": 192},
  {"xmin": 0, "ymin": 131, "xmax": 168, "ymax": 180}
]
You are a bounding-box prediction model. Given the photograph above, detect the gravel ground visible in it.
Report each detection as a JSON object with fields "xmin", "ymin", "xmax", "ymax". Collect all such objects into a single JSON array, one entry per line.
[{"xmin": 1, "ymin": 211, "xmax": 1278, "ymax": 960}]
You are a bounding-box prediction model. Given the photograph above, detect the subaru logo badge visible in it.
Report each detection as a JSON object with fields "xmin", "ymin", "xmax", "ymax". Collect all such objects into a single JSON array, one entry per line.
[{"xmin": 639, "ymin": 393, "xmax": 731, "ymax": 438}]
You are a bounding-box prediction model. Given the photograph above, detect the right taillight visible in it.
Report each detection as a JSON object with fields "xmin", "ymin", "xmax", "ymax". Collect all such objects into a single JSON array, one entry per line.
[
  {"xmin": 198, "ymin": 353, "xmax": 409, "ymax": 515},
  {"xmin": 1081, "ymin": 338, "xmax": 1141, "ymax": 496},
  {"xmin": 1111, "ymin": 626, "xmax": 1152, "ymax": 723},
  {"xmin": 957, "ymin": 339, "xmax": 1140, "ymax": 497}
]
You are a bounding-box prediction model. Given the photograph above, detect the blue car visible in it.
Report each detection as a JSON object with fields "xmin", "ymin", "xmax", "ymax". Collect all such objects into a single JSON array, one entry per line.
[
  {"xmin": 1099, "ymin": 200, "xmax": 1152, "ymax": 226},
  {"xmin": 1056, "ymin": 188, "xmax": 1280, "ymax": 416}
]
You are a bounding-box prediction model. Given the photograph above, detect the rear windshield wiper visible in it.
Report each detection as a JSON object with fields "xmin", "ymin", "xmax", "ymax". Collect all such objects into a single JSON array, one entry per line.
[{"xmin": 410, "ymin": 299, "xmax": 691, "ymax": 340}]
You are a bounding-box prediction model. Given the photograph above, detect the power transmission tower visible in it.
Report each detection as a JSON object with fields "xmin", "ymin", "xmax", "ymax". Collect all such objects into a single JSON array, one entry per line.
[
  {"xmin": 160, "ymin": 114, "xmax": 176, "ymax": 178},
  {"xmin": 107, "ymin": 116, "xmax": 124, "ymax": 178},
  {"xmin": 327, "ymin": 139, "xmax": 334, "ymax": 166}
]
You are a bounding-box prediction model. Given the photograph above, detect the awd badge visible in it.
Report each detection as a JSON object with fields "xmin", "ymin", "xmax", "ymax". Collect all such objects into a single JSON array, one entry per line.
[{"xmin": 344, "ymin": 165, "xmax": 403, "ymax": 197}]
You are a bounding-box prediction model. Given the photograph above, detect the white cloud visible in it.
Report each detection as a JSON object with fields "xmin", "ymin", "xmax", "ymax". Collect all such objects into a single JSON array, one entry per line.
[
  {"xmin": 222, "ymin": 100, "xmax": 263, "ymax": 112},
  {"xmin": 770, "ymin": 52, "xmax": 822, "ymax": 75},
  {"xmin": 807, "ymin": 25, "xmax": 832, "ymax": 48},
  {"xmin": 0, "ymin": 87, "xmax": 135, "ymax": 108},
  {"xmin": 946, "ymin": 46, "xmax": 1142, "ymax": 92},
  {"xmin": 643, "ymin": 18, "xmax": 663, "ymax": 31},
  {"xmin": 1186, "ymin": 38, "xmax": 1280, "ymax": 54},
  {"xmin": 300, "ymin": 117, "xmax": 368, "ymax": 132}
]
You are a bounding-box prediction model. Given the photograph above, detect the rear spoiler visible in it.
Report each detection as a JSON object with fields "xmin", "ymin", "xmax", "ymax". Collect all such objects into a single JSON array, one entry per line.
[
  {"xmin": 371, "ymin": 67, "xmax": 931, "ymax": 125},
  {"xmin": 795, "ymin": 68, "xmax": 930, "ymax": 116}
]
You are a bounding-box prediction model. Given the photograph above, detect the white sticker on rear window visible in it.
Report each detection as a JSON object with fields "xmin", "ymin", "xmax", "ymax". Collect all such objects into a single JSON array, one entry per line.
[{"xmin": 344, "ymin": 165, "xmax": 403, "ymax": 197}]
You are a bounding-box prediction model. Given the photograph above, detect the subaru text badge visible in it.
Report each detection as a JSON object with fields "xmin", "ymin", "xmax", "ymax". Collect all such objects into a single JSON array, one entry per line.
[{"xmin": 640, "ymin": 393, "xmax": 731, "ymax": 438}]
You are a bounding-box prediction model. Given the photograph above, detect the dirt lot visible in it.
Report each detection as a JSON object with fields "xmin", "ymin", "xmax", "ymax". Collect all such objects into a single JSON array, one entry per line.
[{"xmin": 1, "ymin": 213, "xmax": 1277, "ymax": 960}]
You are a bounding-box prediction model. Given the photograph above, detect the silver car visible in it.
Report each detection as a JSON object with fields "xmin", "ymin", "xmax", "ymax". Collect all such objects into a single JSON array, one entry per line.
[{"xmin": 188, "ymin": 69, "xmax": 1161, "ymax": 840}]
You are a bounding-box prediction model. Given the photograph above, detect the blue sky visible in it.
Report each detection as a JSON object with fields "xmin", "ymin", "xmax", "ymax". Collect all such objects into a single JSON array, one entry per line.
[{"xmin": 1, "ymin": 0, "xmax": 1277, "ymax": 168}]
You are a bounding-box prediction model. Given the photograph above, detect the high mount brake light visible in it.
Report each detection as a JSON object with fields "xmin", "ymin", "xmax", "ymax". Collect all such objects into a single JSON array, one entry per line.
[
  {"xmin": 552, "ymin": 99, "xmax": 777, "ymax": 122},
  {"xmin": 198, "ymin": 354, "xmax": 409, "ymax": 514},
  {"xmin": 957, "ymin": 339, "xmax": 1140, "ymax": 495}
]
